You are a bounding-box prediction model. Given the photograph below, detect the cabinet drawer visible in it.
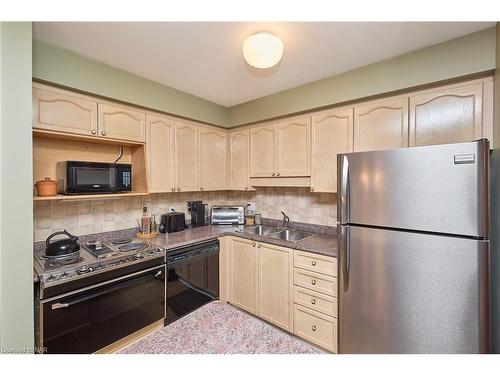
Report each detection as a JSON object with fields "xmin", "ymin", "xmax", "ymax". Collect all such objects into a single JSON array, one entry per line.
[
  {"xmin": 293, "ymin": 286, "xmax": 337, "ymax": 317},
  {"xmin": 294, "ymin": 268, "xmax": 337, "ymax": 297},
  {"xmin": 294, "ymin": 304, "xmax": 337, "ymax": 352},
  {"xmin": 294, "ymin": 250, "xmax": 337, "ymax": 277}
]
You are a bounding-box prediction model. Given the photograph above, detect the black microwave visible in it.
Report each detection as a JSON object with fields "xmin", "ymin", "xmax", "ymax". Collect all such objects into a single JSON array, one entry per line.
[{"xmin": 56, "ymin": 161, "xmax": 132, "ymax": 194}]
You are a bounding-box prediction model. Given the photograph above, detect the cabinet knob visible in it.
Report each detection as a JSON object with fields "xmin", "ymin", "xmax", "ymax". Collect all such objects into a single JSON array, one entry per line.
[
  {"xmin": 276, "ymin": 172, "xmax": 280, "ymax": 176},
  {"xmin": 244, "ymin": 187, "xmax": 248, "ymax": 190},
  {"xmin": 200, "ymin": 187, "xmax": 204, "ymax": 191},
  {"xmin": 101, "ymin": 131, "xmax": 107, "ymax": 136},
  {"xmin": 311, "ymin": 299, "xmax": 316, "ymax": 305},
  {"xmin": 272, "ymin": 172, "xmax": 276, "ymax": 176},
  {"xmin": 252, "ymin": 242, "xmax": 256, "ymax": 247},
  {"xmin": 171, "ymin": 188, "xmax": 175, "ymax": 192},
  {"xmin": 177, "ymin": 188, "xmax": 181, "ymax": 192},
  {"xmin": 312, "ymin": 260, "xmax": 316, "ymax": 266},
  {"xmin": 312, "ymin": 325, "xmax": 317, "ymax": 332},
  {"xmin": 257, "ymin": 243, "xmax": 261, "ymax": 248},
  {"xmin": 91, "ymin": 129, "xmax": 96, "ymax": 135},
  {"xmin": 311, "ymin": 187, "xmax": 315, "ymax": 192},
  {"xmin": 311, "ymin": 279, "xmax": 317, "ymax": 285}
]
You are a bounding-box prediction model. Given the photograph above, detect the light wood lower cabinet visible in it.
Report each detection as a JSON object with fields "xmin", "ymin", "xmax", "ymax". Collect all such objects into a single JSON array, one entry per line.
[
  {"xmin": 294, "ymin": 304, "xmax": 338, "ymax": 353},
  {"xmin": 220, "ymin": 236, "xmax": 338, "ymax": 352},
  {"xmin": 258, "ymin": 243, "xmax": 294, "ymax": 332},
  {"xmin": 229, "ymin": 237, "xmax": 258, "ymax": 314},
  {"xmin": 199, "ymin": 126, "xmax": 228, "ymax": 191}
]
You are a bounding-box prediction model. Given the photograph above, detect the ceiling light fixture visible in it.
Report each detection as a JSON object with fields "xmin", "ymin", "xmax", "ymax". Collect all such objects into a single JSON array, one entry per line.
[{"xmin": 242, "ymin": 32, "xmax": 283, "ymax": 69}]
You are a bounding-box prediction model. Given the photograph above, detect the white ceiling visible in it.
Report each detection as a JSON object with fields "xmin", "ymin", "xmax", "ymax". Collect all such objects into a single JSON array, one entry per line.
[{"xmin": 33, "ymin": 22, "xmax": 495, "ymax": 107}]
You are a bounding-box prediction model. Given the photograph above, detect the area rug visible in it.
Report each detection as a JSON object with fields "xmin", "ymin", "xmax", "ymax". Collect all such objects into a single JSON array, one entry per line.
[{"xmin": 118, "ymin": 301, "xmax": 324, "ymax": 354}]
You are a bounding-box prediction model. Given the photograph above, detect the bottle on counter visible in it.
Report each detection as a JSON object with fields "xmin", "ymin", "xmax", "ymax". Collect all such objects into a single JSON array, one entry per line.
[
  {"xmin": 141, "ymin": 206, "xmax": 151, "ymax": 234},
  {"xmin": 254, "ymin": 212, "xmax": 262, "ymax": 225},
  {"xmin": 151, "ymin": 215, "xmax": 157, "ymax": 233}
]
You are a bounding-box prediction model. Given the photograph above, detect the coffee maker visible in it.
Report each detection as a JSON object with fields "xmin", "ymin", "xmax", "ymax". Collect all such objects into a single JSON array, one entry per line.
[{"xmin": 187, "ymin": 201, "xmax": 208, "ymax": 227}]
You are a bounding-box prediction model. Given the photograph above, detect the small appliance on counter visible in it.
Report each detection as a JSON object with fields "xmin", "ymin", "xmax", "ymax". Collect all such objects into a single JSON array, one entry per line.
[
  {"xmin": 210, "ymin": 205, "xmax": 245, "ymax": 225},
  {"xmin": 187, "ymin": 201, "xmax": 209, "ymax": 227},
  {"xmin": 159, "ymin": 210, "xmax": 186, "ymax": 233},
  {"xmin": 56, "ymin": 161, "xmax": 132, "ymax": 194}
]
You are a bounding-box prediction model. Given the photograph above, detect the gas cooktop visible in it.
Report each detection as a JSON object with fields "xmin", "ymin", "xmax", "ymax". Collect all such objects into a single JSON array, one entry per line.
[{"xmin": 34, "ymin": 238, "xmax": 165, "ymax": 291}]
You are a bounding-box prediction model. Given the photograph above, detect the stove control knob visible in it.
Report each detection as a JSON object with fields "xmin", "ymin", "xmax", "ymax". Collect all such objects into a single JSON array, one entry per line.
[
  {"xmin": 76, "ymin": 266, "xmax": 90, "ymax": 274},
  {"xmin": 59, "ymin": 272, "xmax": 70, "ymax": 279},
  {"xmin": 46, "ymin": 274, "xmax": 56, "ymax": 282},
  {"xmin": 134, "ymin": 253, "xmax": 144, "ymax": 260}
]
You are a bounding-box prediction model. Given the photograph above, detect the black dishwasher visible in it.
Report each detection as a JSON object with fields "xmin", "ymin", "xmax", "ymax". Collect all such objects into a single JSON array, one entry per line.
[{"xmin": 166, "ymin": 240, "xmax": 219, "ymax": 324}]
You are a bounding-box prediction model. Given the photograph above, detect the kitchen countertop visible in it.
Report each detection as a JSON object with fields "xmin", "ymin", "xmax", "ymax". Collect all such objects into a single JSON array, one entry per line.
[
  {"xmin": 118, "ymin": 300, "xmax": 324, "ymax": 354},
  {"xmin": 33, "ymin": 222, "xmax": 337, "ymax": 283}
]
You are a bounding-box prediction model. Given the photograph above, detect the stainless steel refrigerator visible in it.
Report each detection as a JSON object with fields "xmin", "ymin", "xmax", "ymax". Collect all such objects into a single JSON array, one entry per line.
[{"xmin": 337, "ymin": 139, "xmax": 490, "ymax": 354}]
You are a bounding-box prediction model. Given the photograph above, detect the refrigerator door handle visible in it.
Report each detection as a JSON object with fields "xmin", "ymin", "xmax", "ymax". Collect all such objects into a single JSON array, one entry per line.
[
  {"xmin": 337, "ymin": 154, "xmax": 349, "ymax": 224},
  {"xmin": 339, "ymin": 225, "xmax": 350, "ymax": 292}
]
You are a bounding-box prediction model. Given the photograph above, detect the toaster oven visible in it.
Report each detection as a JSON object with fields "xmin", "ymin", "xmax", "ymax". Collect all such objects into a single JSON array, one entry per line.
[{"xmin": 210, "ymin": 205, "xmax": 245, "ymax": 225}]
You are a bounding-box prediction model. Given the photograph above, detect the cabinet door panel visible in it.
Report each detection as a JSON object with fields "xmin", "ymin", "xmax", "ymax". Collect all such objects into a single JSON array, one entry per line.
[
  {"xmin": 33, "ymin": 87, "xmax": 97, "ymax": 136},
  {"xmin": 147, "ymin": 114, "xmax": 175, "ymax": 192},
  {"xmin": 409, "ymin": 83, "xmax": 483, "ymax": 147},
  {"xmin": 230, "ymin": 238, "xmax": 258, "ymax": 314},
  {"xmin": 199, "ymin": 126, "xmax": 228, "ymax": 191},
  {"xmin": 249, "ymin": 124, "xmax": 275, "ymax": 177},
  {"xmin": 175, "ymin": 122, "xmax": 199, "ymax": 192},
  {"xmin": 258, "ymin": 244, "xmax": 293, "ymax": 332},
  {"xmin": 311, "ymin": 108, "xmax": 353, "ymax": 193},
  {"xmin": 276, "ymin": 117, "xmax": 311, "ymax": 177},
  {"xmin": 354, "ymin": 97, "xmax": 409, "ymax": 152},
  {"xmin": 229, "ymin": 129, "xmax": 251, "ymax": 190},
  {"xmin": 98, "ymin": 103, "xmax": 146, "ymax": 142}
]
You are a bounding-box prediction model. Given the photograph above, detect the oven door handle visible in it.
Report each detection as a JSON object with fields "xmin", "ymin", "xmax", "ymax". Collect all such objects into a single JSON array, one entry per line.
[{"xmin": 51, "ymin": 266, "xmax": 164, "ymax": 310}]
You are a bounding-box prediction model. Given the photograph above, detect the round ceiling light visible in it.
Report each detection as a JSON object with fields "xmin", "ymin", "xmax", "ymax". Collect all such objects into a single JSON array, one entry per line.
[{"xmin": 242, "ymin": 32, "xmax": 284, "ymax": 69}]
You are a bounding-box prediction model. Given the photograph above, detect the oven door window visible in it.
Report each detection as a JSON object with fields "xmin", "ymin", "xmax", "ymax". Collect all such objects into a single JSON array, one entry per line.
[
  {"xmin": 42, "ymin": 266, "xmax": 165, "ymax": 354},
  {"xmin": 166, "ymin": 251, "xmax": 218, "ymax": 324}
]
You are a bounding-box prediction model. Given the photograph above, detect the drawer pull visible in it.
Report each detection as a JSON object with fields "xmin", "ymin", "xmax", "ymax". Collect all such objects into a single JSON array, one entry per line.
[
  {"xmin": 311, "ymin": 279, "xmax": 317, "ymax": 285},
  {"xmin": 312, "ymin": 260, "xmax": 316, "ymax": 266},
  {"xmin": 252, "ymin": 242, "xmax": 256, "ymax": 247},
  {"xmin": 311, "ymin": 299, "xmax": 316, "ymax": 305},
  {"xmin": 257, "ymin": 243, "xmax": 261, "ymax": 248},
  {"xmin": 312, "ymin": 325, "xmax": 317, "ymax": 332}
]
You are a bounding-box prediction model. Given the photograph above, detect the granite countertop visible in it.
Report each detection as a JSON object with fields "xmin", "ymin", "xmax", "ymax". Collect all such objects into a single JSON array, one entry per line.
[
  {"xmin": 33, "ymin": 221, "xmax": 337, "ymax": 283},
  {"xmin": 118, "ymin": 300, "xmax": 324, "ymax": 354}
]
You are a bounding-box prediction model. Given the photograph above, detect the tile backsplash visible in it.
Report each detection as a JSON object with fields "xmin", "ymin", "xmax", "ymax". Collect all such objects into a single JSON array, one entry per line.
[{"xmin": 33, "ymin": 188, "xmax": 337, "ymax": 242}]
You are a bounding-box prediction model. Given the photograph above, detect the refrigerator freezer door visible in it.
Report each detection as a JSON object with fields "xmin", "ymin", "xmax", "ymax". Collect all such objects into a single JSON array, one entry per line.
[
  {"xmin": 337, "ymin": 140, "xmax": 489, "ymax": 237},
  {"xmin": 338, "ymin": 225, "xmax": 490, "ymax": 353}
]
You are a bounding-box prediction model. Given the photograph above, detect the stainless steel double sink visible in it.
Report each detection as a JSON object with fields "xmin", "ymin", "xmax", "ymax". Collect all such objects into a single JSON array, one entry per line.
[{"xmin": 241, "ymin": 225, "xmax": 313, "ymax": 243}]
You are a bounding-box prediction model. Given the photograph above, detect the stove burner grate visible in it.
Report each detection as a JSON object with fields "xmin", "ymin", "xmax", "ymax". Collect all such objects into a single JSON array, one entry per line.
[{"xmin": 45, "ymin": 256, "xmax": 84, "ymax": 268}]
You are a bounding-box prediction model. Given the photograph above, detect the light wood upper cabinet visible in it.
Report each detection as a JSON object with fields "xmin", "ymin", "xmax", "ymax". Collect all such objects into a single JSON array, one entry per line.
[
  {"xmin": 175, "ymin": 121, "xmax": 199, "ymax": 192},
  {"xmin": 354, "ymin": 97, "xmax": 409, "ymax": 152},
  {"xmin": 311, "ymin": 108, "xmax": 353, "ymax": 193},
  {"xmin": 229, "ymin": 129, "xmax": 252, "ymax": 191},
  {"xmin": 229, "ymin": 237, "xmax": 258, "ymax": 314},
  {"xmin": 146, "ymin": 114, "xmax": 175, "ymax": 193},
  {"xmin": 33, "ymin": 86, "xmax": 98, "ymax": 136},
  {"xmin": 199, "ymin": 126, "xmax": 228, "ymax": 191},
  {"xmin": 258, "ymin": 243, "xmax": 294, "ymax": 332},
  {"xmin": 276, "ymin": 116, "xmax": 311, "ymax": 177},
  {"xmin": 98, "ymin": 102, "xmax": 146, "ymax": 142},
  {"xmin": 409, "ymin": 82, "xmax": 485, "ymax": 147},
  {"xmin": 249, "ymin": 123, "xmax": 276, "ymax": 177}
]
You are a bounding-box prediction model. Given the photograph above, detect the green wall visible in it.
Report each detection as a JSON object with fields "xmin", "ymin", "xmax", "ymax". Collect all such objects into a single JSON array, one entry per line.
[
  {"xmin": 32, "ymin": 40, "xmax": 228, "ymax": 127},
  {"xmin": 228, "ymin": 27, "xmax": 497, "ymax": 126},
  {"xmin": 0, "ymin": 22, "xmax": 34, "ymax": 351}
]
